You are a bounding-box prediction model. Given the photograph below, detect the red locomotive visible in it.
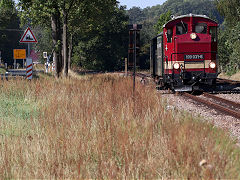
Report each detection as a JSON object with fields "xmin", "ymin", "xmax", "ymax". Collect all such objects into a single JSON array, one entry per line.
[{"xmin": 150, "ymin": 14, "xmax": 218, "ymax": 91}]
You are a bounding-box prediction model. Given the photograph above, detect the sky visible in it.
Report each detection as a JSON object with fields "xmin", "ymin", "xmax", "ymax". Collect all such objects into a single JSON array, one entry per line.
[
  {"xmin": 14, "ymin": 0, "xmax": 166, "ymax": 10},
  {"xmin": 118, "ymin": 0, "xmax": 167, "ymax": 9}
]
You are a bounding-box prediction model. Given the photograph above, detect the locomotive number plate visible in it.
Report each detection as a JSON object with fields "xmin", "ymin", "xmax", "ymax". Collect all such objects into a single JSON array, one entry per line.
[{"xmin": 184, "ymin": 54, "xmax": 205, "ymax": 60}]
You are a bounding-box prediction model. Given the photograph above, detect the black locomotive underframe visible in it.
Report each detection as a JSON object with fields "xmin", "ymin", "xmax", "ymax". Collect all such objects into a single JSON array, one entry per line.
[{"xmin": 161, "ymin": 71, "xmax": 218, "ymax": 92}]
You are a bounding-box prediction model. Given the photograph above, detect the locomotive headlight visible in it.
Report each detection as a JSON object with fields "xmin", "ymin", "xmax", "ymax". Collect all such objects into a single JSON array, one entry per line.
[
  {"xmin": 190, "ymin": 33, "xmax": 197, "ymax": 40},
  {"xmin": 173, "ymin": 63, "xmax": 180, "ymax": 69},
  {"xmin": 209, "ymin": 62, "xmax": 216, "ymax": 69}
]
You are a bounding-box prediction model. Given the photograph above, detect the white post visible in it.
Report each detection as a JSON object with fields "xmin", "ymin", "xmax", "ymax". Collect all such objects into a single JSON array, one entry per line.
[{"xmin": 14, "ymin": 59, "xmax": 16, "ymax": 69}]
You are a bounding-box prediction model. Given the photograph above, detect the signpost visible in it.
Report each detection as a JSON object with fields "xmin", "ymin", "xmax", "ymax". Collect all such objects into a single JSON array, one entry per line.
[
  {"xmin": 43, "ymin": 52, "xmax": 48, "ymax": 59},
  {"xmin": 128, "ymin": 24, "xmax": 142, "ymax": 95},
  {"xmin": 43, "ymin": 52, "xmax": 52, "ymax": 73},
  {"xmin": 13, "ymin": 49, "xmax": 26, "ymax": 59},
  {"xmin": 19, "ymin": 27, "xmax": 37, "ymax": 79},
  {"xmin": 13, "ymin": 49, "xmax": 26, "ymax": 68}
]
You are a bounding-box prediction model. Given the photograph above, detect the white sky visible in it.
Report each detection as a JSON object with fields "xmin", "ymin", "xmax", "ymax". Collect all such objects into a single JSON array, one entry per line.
[{"xmin": 118, "ymin": 0, "xmax": 167, "ymax": 9}]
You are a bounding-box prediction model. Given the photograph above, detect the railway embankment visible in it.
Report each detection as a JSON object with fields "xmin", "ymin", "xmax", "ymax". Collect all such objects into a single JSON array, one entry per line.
[{"xmin": 163, "ymin": 90, "xmax": 240, "ymax": 143}]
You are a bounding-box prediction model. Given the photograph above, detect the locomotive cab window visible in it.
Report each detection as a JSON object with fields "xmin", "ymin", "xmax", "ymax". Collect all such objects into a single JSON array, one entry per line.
[
  {"xmin": 166, "ymin": 29, "xmax": 173, "ymax": 43},
  {"xmin": 176, "ymin": 22, "xmax": 188, "ymax": 35},
  {"xmin": 195, "ymin": 23, "xmax": 207, "ymax": 34},
  {"xmin": 209, "ymin": 26, "xmax": 217, "ymax": 42}
]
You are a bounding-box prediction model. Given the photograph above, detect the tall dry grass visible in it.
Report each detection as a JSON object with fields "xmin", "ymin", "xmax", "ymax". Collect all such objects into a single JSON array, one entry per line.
[{"xmin": 0, "ymin": 74, "xmax": 240, "ymax": 179}]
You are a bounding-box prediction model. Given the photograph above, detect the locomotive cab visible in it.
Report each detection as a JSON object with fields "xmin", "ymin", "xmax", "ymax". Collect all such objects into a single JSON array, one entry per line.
[{"xmin": 151, "ymin": 14, "xmax": 219, "ymax": 92}]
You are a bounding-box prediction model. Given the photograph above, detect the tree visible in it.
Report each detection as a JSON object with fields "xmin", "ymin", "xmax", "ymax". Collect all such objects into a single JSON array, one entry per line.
[
  {"xmin": 216, "ymin": 0, "xmax": 240, "ymax": 74},
  {"xmin": 0, "ymin": 0, "xmax": 21, "ymax": 66},
  {"xmin": 19, "ymin": 0, "xmax": 63, "ymax": 77},
  {"xmin": 216, "ymin": 0, "xmax": 240, "ymax": 27},
  {"xmin": 127, "ymin": 7, "xmax": 145, "ymax": 24},
  {"xmin": 18, "ymin": 0, "xmax": 119, "ymax": 77},
  {"xmin": 155, "ymin": 10, "xmax": 172, "ymax": 33},
  {"xmin": 72, "ymin": 5, "xmax": 129, "ymax": 71}
]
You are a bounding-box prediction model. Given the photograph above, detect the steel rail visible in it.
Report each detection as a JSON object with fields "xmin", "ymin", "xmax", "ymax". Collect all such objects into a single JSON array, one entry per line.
[
  {"xmin": 203, "ymin": 93, "xmax": 240, "ymax": 109},
  {"xmin": 217, "ymin": 78, "xmax": 240, "ymax": 85},
  {"xmin": 182, "ymin": 93, "xmax": 240, "ymax": 119}
]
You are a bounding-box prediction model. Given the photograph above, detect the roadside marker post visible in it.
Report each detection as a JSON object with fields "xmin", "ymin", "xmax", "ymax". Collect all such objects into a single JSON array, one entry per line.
[
  {"xmin": 26, "ymin": 58, "xmax": 33, "ymax": 80},
  {"xmin": 43, "ymin": 52, "xmax": 52, "ymax": 73},
  {"xmin": 125, "ymin": 58, "xmax": 128, "ymax": 76},
  {"xmin": 52, "ymin": 62, "xmax": 55, "ymax": 72}
]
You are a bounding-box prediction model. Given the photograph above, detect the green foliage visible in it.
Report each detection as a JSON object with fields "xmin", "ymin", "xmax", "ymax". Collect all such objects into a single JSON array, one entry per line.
[
  {"xmin": 33, "ymin": 28, "xmax": 53, "ymax": 63},
  {"xmin": 127, "ymin": 6, "xmax": 145, "ymax": 24},
  {"xmin": 72, "ymin": 6, "xmax": 129, "ymax": 71},
  {"xmin": 0, "ymin": 0, "xmax": 21, "ymax": 66},
  {"xmin": 216, "ymin": 0, "xmax": 240, "ymax": 27},
  {"xmin": 217, "ymin": 0, "xmax": 240, "ymax": 74},
  {"xmin": 155, "ymin": 10, "xmax": 172, "ymax": 34},
  {"xmin": 218, "ymin": 29, "xmax": 231, "ymax": 71}
]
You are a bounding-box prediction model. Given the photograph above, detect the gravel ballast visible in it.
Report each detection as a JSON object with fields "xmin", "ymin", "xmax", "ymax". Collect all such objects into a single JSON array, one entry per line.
[{"xmin": 163, "ymin": 92, "xmax": 240, "ymax": 143}]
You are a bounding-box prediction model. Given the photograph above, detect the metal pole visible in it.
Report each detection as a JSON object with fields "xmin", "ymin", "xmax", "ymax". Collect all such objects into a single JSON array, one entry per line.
[
  {"xmin": 133, "ymin": 30, "xmax": 136, "ymax": 94},
  {"xmin": 14, "ymin": 59, "xmax": 16, "ymax": 69},
  {"xmin": 28, "ymin": 43, "xmax": 30, "ymax": 58},
  {"xmin": 125, "ymin": 58, "xmax": 128, "ymax": 76},
  {"xmin": 0, "ymin": 51, "xmax": 1, "ymax": 67}
]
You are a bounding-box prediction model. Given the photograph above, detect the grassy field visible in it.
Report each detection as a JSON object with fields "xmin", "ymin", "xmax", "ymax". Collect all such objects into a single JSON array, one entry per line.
[{"xmin": 0, "ymin": 74, "xmax": 240, "ymax": 178}]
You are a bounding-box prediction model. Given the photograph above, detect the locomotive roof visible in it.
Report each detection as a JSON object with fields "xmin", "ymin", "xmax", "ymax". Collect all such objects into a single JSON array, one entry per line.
[{"xmin": 163, "ymin": 14, "xmax": 218, "ymax": 28}]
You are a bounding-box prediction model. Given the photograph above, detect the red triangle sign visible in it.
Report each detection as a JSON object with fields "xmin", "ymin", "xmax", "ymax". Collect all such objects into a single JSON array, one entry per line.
[{"xmin": 20, "ymin": 27, "xmax": 37, "ymax": 43}]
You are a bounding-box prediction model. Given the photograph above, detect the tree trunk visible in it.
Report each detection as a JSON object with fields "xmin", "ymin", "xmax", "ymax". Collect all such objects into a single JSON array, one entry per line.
[
  {"xmin": 63, "ymin": 1, "xmax": 68, "ymax": 77},
  {"xmin": 51, "ymin": 15, "xmax": 59, "ymax": 78},
  {"xmin": 68, "ymin": 33, "xmax": 73, "ymax": 70},
  {"xmin": 51, "ymin": 10, "xmax": 62, "ymax": 78}
]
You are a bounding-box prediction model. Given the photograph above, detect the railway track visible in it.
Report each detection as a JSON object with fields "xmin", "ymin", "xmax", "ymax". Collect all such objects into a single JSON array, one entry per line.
[
  {"xmin": 217, "ymin": 78, "xmax": 240, "ymax": 85},
  {"xmin": 181, "ymin": 92, "xmax": 240, "ymax": 119},
  {"xmin": 125, "ymin": 73, "xmax": 240, "ymax": 118}
]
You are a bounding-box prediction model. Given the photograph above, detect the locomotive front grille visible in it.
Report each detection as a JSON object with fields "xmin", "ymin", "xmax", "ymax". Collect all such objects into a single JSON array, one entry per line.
[
  {"xmin": 164, "ymin": 60, "xmax": 212, "ymax": 69},
  {"xmin": 184, "ymin": 61, "xmax": 204, "ymax": 69}
]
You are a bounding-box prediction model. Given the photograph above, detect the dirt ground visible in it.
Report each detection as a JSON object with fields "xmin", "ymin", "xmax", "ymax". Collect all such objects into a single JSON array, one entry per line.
[{"xmin": 218, "ymin": 71, "xmax": 240, "ymax": 81}]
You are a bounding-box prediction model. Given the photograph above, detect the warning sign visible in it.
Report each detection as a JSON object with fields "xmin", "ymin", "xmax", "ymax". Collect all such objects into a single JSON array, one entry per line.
[
  {"xmin": 20, "ymin": 27, "xmax": 37, "ymax": 43},
  {"xmin": 13, "ymin": 49, "xmax": 26, "ymax": 59}
]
